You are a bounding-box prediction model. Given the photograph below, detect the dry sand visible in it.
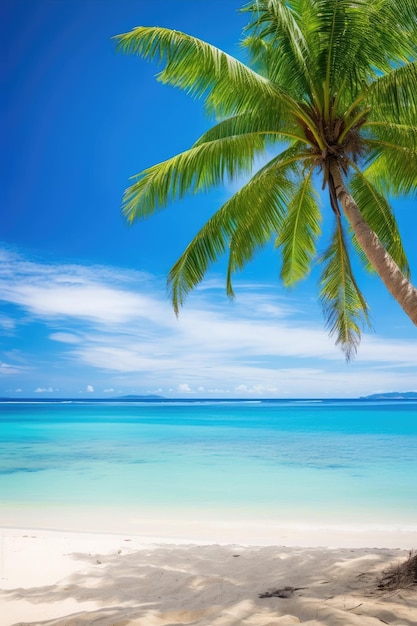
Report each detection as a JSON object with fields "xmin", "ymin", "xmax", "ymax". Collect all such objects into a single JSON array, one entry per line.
[{"xmin": 1, "ymin": 527, "xmax": 416, "ymax": 626}]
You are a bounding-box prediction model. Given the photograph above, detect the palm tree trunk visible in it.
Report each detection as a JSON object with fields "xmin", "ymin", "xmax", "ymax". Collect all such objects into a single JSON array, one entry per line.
[{"xmin": 330, "ymin": 161, "xmax": 417, "ymax": 326}]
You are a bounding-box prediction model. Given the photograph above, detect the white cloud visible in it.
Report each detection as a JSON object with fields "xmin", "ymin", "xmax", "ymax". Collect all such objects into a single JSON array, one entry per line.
[
  {"xmin": 178, "ymin": 383, "xmax": 193, "ymax": 393},
  {"xmin": 49, "ymin": 332, "xmax": 81, "ymax": 344},
  {"xmin": 0, "ymin": 249, "xmax": 172, "ymax": 327},
  {"xmin": 4, "ymin": 283, "xmax": 168, "ymax": 326},
  {"xmin": 0, "ymin": 362, "xmax": 26, "ymax": 375},
  {"xmin": 34, "ymin": 387, "xmax": 53, "ymax": 393},
  {"xmin": 1, "ymin": 247, "xmax": 416, "ymax": 398},
  {"xmin": 0, "ymin": 315, "xmax": 16, "ymax": 331},
  {"xmin": 235, "ymin": 384, "xmax": 278, "ymax": 394}
]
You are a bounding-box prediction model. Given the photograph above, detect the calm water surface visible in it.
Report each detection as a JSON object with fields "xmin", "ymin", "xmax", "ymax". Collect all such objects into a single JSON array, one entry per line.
[{"xmin": 1, "ymin": 399, "xmax": 416, "ymax": 526}]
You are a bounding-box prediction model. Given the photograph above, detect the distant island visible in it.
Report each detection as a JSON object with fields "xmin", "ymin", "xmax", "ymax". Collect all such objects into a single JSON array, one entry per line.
[
  {"xmin": 0, "ymin": 395, "xmax": 166, "ymax": 402},
  {"xmin": 361, "ymin": 392, "xmax": 417, "ymax": 400},
  {"xmin": 1, "ymin": 393, "xmax": 416, "ymax": 402}
]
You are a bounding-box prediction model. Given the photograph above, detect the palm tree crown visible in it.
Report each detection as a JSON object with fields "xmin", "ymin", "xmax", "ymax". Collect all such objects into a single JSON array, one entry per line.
[{"xmin": 115, "ymin": 0, "xmax": 417, "ymax": 359}]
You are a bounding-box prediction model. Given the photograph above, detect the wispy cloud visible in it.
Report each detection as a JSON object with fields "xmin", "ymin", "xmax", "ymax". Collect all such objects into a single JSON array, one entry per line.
[
  {"xmin": 1, "ymin": 361, "xmax": 26, "ymax": 375},
  {"xmin": 0, "ymin": 256, "xmax": 171, "ymax": 327},
  {"xmin": 0, "ymin": 247, "xmax": 416, "ymax": 397}
]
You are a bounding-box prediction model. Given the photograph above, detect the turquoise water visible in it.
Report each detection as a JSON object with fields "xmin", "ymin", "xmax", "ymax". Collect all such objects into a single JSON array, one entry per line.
[{"xmin": 1, "ymin": 399, "xmax": 416, "ymax": 527}]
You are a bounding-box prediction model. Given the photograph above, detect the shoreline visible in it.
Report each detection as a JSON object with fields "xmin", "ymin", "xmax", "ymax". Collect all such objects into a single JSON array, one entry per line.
[
  {"xmin": 2, "ymin": 521, "xmax": 417, "ymax": 550},
  {"xmin": 1, "ymin": 526, "xmax": 416, "ymax": 626},
  {"xmin": 2, "ymin": 503, "xmax": 417, "ymax": 549}
]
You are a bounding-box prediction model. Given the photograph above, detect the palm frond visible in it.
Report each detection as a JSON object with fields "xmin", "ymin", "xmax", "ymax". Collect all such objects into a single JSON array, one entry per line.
[
  {"xmin": 168, "ymin": 209, "xmax": 233, "ymax": 315},
  {"xmin": 122, "ymin": 134, "xmax": 267, "ymax": 222},
  {"xmin": 239, "ymin": 35, "xmax": 273, "ymax": 78},
  {"xmin": 386, "ymin": 0, "xmax": 417, "ymax": 25},
  {"xmin": 115, "ymin": 26, "xmax": 296, "ymax": 118},
  {"xmin": 276, "ymin": 167, "xmax": 321, "ymax": 286},
  {"xmin": 313, "ymin": 1, "xmax": 415, "ymax": 114},
  {"xmin": 193, "ymin": 111, "xmax": 309, "ymax": 147},
  {"xmin": 358, "ymin": 0, "xmax": 417, "ymax": 67},
  {"xmin": 319, "ymin": 0, "xmax": 353, "ymax": 113},
  {"xmin": 319, "ymin": 216, "xmax": 371, "ymax": 361},
  {"xmin": 314, "ymin": 0, "xmax": 376, "ymax": 110},
  {"xmin": 242, "ymin": 0, "xmax": 320, "ymax": 106},
  {"xmin": 363, "ymin": 140, "xmax": 417, "ymax": 197},
  {"xmin": 168, "ymin": 148, "xmax": 302, "ymax": 312},
  {"xmin": 349, "ymin": 170, "xmax": 411, "ymax": 276},
  {"xmin": 225, "ymin": 150, "xmax": 305, "ymax": 296},
  {"xmin": 384, "ymin": 0, "xmax": 417, "ymax": 58},
  {"xmin": 364, "ymin": 121, "xmax": 417, "ymax": 152},
  {"xmin": 364, "ymin": 61, "xmax": 417, "ymax": 125}
]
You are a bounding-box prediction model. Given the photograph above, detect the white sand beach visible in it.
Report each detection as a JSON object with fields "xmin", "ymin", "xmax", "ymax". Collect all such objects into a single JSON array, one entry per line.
[{"xmin": 1, "ymin": 526, "xmax": 416, "ymax": 626}]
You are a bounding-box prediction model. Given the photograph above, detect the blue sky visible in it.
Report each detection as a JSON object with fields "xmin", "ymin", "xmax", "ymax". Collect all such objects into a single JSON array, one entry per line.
[{"xmin": 1, "ymin": 0, "xmax": 416, "ymax": 399}]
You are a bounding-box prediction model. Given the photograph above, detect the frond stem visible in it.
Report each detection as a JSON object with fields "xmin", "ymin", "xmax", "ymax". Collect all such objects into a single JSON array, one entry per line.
[
  {"xmin": 338, "ymin": 107, "xmax": 371, "ymax": 144},
  {"xmin": 323, "ymin": 0, "xmax": 339, "ymax": 120},
  {"xmin": 342, "ymin": 93, "xmax": 366, "ymax": 123}
]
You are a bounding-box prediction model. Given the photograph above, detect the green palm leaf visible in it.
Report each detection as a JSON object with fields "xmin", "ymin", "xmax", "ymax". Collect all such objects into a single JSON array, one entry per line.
[
  {"xmin": 349, "ymin": 170, "xmax": 411, "ymax": 275},
  {"xmin": 385, "ymin": 0, "xmax": 417, "ymax": 57},
  {"xmin": 225, "ymin": 152, "xmax": 304, "ymax": 296},
  {"xmin": 243, "ymin": 0, "xmax": 320, "ymax": 104},
  {"xmin": 364, "ymin": 122, "xmax": 417, "ymax": 152},
  {"xmin": 115, "ymin": 26, "xmax": 295, "ymax": 118},
  {"xmin": 168, "ymin": 150, "xmax": 299, "ymax": 312},
  {"xmin": 364, "ymin": 62, "xmax": 417, "ymax": 125},
  {"xmin": 276, "ymin": 167, "xmax": 321, "ymax": 285},
  {"xmin": 193, "ymin": 112, "xmax": 307, "ymax": 147},
  {"xmin": 122, "ymin": 134, "xmax": 267, "ymax": 222},
  {"xmin": 319, "ymin": 217, "xmax": 371, "ymax": 361},
  {"xmin": 363, "ymin": 140, "xmax": 417, "ymax": 198},
  {"xmin": 313, "ymin": 1, "xmax": 384, "ymax": 113}
]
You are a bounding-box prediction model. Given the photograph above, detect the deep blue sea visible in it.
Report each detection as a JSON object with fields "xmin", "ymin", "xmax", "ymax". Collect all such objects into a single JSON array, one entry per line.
[{"xmin": 1, "ymin": 399, "xmax": 416, "ymax": 536}]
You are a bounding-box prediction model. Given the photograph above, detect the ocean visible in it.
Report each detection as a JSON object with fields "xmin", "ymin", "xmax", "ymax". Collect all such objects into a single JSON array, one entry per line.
[{"xmin": 1, "ymin": 399, "xmax": 416, "ymax": 543}]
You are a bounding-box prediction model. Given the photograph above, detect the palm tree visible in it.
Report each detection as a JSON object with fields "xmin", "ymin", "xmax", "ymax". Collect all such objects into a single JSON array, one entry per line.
[{"xmin": 115, "ymin": 0, "xmax": 417, "ymax": 359}]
